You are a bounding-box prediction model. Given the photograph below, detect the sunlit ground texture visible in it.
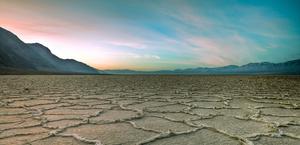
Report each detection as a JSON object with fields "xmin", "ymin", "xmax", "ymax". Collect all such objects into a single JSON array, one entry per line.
[{"xmin": 0, "ymin": 75, "xmax": 299, "ymax": 145}]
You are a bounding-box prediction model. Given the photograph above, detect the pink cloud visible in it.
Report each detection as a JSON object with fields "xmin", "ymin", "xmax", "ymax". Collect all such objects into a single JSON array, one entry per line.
[{"xmin": 185, "ymin": 34, "xmax": 260, "ymax": 66}]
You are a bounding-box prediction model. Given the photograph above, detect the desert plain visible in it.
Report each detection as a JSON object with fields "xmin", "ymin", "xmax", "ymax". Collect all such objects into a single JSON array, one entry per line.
[{"xmin": 0, "ymin": 75, "xmax": 299, "ymax": 145}]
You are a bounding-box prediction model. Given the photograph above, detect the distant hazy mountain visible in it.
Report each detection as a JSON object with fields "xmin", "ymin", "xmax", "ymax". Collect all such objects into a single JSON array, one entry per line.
[
  {"xmin": 103, "ymin": 69, "xmax": 143, "ymax": 74},
  {"xmin": 0, "ymin": 27, "xmax": 99, "ymax": 74},
  {"xmin": 105, "ymin": 59, "xmax": 300, "ymax": 75}
]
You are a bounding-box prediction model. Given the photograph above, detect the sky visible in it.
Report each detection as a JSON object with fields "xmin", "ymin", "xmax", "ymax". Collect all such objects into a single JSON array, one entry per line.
[{"xmin": 0, "ymin": 0, "xmax": 300, "ymax": 70}]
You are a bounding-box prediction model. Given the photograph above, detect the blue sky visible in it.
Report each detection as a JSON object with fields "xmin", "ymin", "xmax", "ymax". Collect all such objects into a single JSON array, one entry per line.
[{"xmin": 1, "ymin": 0, "xmax": 299, "ymax": 70}]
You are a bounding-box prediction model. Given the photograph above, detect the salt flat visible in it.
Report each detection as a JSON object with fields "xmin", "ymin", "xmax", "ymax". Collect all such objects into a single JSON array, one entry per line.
[{"xmin": 0, "ymin": 75, "xmax": 299, "ymax": 145}]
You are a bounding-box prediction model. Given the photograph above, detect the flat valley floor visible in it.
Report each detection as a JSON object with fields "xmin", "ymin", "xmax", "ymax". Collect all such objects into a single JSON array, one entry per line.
[{"xmin": 0, "ymin": 75, "xmax": 299, "ymax": 145}]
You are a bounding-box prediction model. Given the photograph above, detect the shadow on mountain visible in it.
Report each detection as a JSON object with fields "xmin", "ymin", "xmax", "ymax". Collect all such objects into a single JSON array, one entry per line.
[{"xmin": 0, "ymin": 27, "xmax": 100, "ymax": 74}]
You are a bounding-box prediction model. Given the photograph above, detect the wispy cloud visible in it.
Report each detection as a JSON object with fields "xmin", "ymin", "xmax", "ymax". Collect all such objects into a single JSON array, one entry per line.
[{"xmin": 104, "ymin": 41, "xmax": 147, "ymax": 49}]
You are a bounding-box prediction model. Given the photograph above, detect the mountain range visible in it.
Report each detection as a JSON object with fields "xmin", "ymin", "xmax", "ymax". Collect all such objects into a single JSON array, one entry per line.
[
  {"xmin": 0, "ymin": 27, "xmax": 299, "ymax": 75},
  {"xmin": 0, "ymin": 27, "xmax": 99, "ymax": 74},
  {"xmin": 104, "ymin": 59, "xmax": 300, "ymax": 75}
]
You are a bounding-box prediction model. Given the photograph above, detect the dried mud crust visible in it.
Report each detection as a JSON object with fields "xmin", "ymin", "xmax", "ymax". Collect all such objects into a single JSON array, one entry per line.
[{"xmin": 0, "ymin": 75, "xmax": 299, "ymax": 145}]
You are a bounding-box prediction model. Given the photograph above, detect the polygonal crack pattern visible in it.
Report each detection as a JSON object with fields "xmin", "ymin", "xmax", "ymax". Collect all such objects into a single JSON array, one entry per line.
[{"xmin": 0, "ymin": 75, "xmax": 299, "ymax": 145}]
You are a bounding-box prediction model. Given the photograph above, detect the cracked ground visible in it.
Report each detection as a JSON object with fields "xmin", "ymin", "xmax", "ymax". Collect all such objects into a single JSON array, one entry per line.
[{"xmin": 0, "ymin": 75, "xmax": 299, "ymax": 145}]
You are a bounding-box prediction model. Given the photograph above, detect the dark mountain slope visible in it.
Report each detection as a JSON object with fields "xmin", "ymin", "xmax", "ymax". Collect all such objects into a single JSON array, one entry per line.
[{"xmin": 0, "ymin": 27, "xmax": 99, "ymax": 74}]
